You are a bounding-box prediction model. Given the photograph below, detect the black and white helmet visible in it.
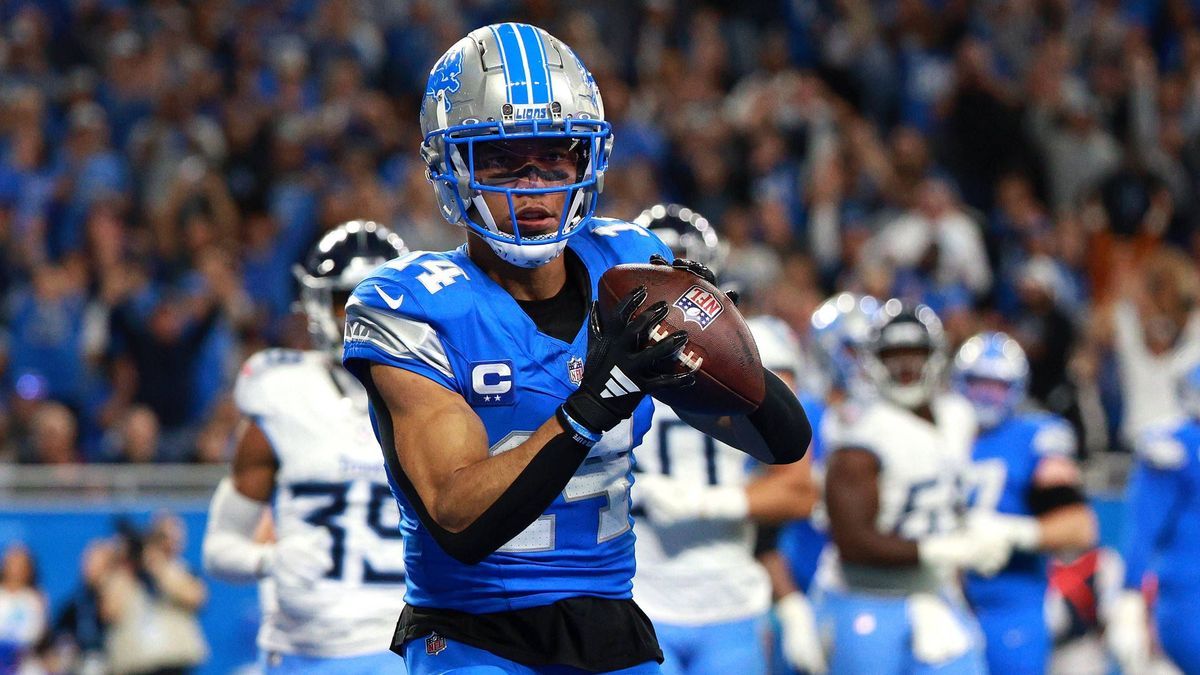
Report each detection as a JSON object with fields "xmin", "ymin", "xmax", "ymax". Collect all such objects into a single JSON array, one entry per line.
[
  {"xmin": 294, "ymin": 220, "xmax": 407, "ymax": 353},
  {"xmin": 634, "ymin": 203, "xmax": 727, "ymax": 278},
  {"xmin": 860, "ymin": 299, "xmax": 947, "ymax": 409}
]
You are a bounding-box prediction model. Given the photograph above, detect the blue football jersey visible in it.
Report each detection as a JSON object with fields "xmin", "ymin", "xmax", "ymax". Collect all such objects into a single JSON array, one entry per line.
[
  {"xmin": 778, "ymin": 394, "xmax": 826, "ymax": 592},
  {"xmin": 342, "ymin": 218, "xmax": 674, "ymax": 614},
  {"xmin": 963, "ymin": 413, "xmax": 1076, "ymax": 607},
  {"xmin": 1122, "ymin": 418, "xmax": 1200, "ymax": 595}
]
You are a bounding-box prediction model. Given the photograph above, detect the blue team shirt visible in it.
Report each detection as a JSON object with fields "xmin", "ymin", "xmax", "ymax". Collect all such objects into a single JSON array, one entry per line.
[
  {"xmin": 963, "ymin": 413, "xmax": 1076, "ymax": 608},
  {"xmin": 779, "ymin": 395, "xmax": 826, "ymax": 592},
  {"xmin": 342, "ymin": 218, "xmax": 673, "ymax": 614},
  {"xmin": 1122, "ymin": 418, "xmax": 1200, "ymax": 596}
]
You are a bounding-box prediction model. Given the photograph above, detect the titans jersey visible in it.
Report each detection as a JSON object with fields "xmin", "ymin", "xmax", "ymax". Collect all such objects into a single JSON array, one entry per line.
[
  {"xmin": 632, "ymin": 400, "xmax": 770, "ymax": 625},
  {"xmin": 962, "ymin": 414, "xmax": 1075, "ymax": 607},
  {"xmin": 818, "ymin": 394, "xmax": 977, "ymax": 594},
  {"xmin": 234, "ymin": 349, "xmax": 406, "ymax": 657},
  {"xmin": 342, "ymin": 219, "xmax": 673, "ymax": 614}
]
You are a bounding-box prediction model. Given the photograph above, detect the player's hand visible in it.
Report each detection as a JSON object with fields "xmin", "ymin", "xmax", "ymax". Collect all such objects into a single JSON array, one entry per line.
[
  {"xmin": 918, "ymin": 525, "xmax": 1013, "ymax": 577},
  {"xmin": 776, "ymin": 592, "xmax": 827, "ymax": 674},
  {"xmin": 1107, "ymin": 590, "xmax": 1150, "ymax": 673},
  {"xmin": 632, "ymin": 474, "xmax": 748, "ymax": 527},
  {"xmin": 270, "ymin": 527, "xmax": 335, "ymax": 587},
  {"xmin": 562, "ymin": 286, "xmax": 694, "ymax": 435},
  {"xmin": 649, "ymin": 254, "xmax": 738, "ymax": 305},
  {"xmin": 967, "ymin": 510, "xmax": 1041, "ymax": 552},
  {"xmin": 908, "ymin": 593, "xmax": 972, "ymax": 665}
]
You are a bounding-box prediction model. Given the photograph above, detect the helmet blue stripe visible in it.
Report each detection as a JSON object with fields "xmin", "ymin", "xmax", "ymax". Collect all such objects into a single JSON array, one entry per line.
[
  {"xmin": 495, "ymin": 23, "xmax": 529, "ymax": 104},
  {"xmin": 516, "ymin": 23, "xmax": 551, "ymax": 104}
]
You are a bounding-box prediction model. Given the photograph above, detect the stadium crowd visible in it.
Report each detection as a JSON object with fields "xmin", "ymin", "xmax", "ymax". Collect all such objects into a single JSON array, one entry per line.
[{"xmin": 0, "ymin": 0, "xmax": 1197, "ymax": 466}]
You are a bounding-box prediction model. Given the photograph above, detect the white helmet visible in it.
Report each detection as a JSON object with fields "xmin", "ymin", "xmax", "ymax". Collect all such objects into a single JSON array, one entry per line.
[
  {"xmin": 419, "ymin": 23, "xmax": 612, "ymax": 268},
  {"xmin": 746, "ymin": 315, "xmax": 804, "ymax": 381}
]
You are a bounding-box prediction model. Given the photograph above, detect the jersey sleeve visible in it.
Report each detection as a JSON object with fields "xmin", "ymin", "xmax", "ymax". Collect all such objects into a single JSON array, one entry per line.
[
  {"xmin": 233, "ymin": 349, "xmax": 304, "ymax": 418},
  {"xmin": 341, "ymin": 260, "xmax": 459, "ymax": 393},
  {"xmin": 1031, "ymin": 417, "xmax": 1077, "ymax": 458}
]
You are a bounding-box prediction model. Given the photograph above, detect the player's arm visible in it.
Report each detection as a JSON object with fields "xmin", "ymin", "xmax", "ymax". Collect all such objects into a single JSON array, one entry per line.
[
  {"xmin": 824, "ymin": 448, "xmax": 920, "ymax": 566},
  {"xmin": 675, "ymin": 368, "xmax": 811, "ymax": 465},
  {"xmin": 1025, "ymin": 456, "xmax": 1096, "ymax": 552},
  {"xmin": 359, "ymin": 287, "xmax": 692, "ymax": 565},
  {"xmin": 746, "ymin": 457, "xmax": 819, "ymax": 522},
  {"xmin": 202, "ymin": 419, "xmax": 277, "ymax": 582}
]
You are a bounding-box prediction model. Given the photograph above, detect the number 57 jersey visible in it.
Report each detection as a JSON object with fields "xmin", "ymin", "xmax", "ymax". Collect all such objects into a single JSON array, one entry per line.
[{"xmin": 234, "ymin": 349, "xmax": 406, "ymax": 658}]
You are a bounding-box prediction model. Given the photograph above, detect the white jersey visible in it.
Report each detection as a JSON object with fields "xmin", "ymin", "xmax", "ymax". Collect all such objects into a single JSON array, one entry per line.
[
  {"xmin": 818, "ymin": 394, "xmax": 977, "ymax": 594},
  {"xmin": 234, "ymin": 349, "xmax": 405, "ymax": 658},
  {"xmin": 631, "ymin": 401, "xmax": 771, "ymax": 625}
]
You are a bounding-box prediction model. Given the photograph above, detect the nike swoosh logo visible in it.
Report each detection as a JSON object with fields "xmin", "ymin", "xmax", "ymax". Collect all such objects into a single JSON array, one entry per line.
[{"xmin": 374, "ymin": 285, "xmax": 404, "ymax": 310}]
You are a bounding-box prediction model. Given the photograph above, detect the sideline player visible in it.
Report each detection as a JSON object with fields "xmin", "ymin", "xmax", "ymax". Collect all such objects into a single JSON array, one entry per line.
[
  {"xmin": 951, "ymin": 332, "xmax": 1097, "ymax": 673},
  {"xmin": 817, "ymin": 301, "xmax": 1013, "ymax": 674},
  {"xmin": 202, "ymin": 221, "xmax": 409, "ymax": 673},
  {"xmin": 630, "ymin": 203, "xmax": 819, "ymax": 675},
  {"xmin": 1110, "ymin": 362, "xmax": 1200, "ymax": 675},
  {"xmin": 341, "ymin": 23, "xmax": 810, "ymax": 673}
]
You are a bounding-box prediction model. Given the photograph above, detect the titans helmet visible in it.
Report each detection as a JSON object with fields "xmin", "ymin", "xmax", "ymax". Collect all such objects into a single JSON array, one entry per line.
[
  {"xmin": 635, "ymin": 203, "xmax": 727, "ymax": 278},
  {"xmin": 746, "ymin": 315, "xmax": 804, "ymax": 384},
  {"xmin": 860, "ymin": 299, "xmax": 947, "ymax": 409},
  {"xmin": 419, "ymin": 23, "xmax": 612, "ymax": 269},
  {"xmin": 952, "ymin": 332, "xmax": 1030, "ymax": 429},
  {"xmin": 810, "ymin": 293, "xmax": 880, "ymax": 393},
  {"xmin": 294, "ymin": 220, "xmax": 408, "ymax": 353},
  {"xmin": 1179, "ymin": 361, "xmax": 1200, "ymax": 420}
]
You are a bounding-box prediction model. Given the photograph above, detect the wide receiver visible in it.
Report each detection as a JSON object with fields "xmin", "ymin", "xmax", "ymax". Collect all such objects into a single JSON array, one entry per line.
[
  {"xmin": 817, "ymin": 301, "xmax": 1014, "ymax": 673},
  {"xmin": 630, "ymin": 205, "xmax": 821, "ymax": 675},
  {"xmin": 340, "ymin": 23, "xmax": 810, "ymax": 674},
  {"xmin": 202, "ymin": 220, "xmax": 409, "ymax": 674}
]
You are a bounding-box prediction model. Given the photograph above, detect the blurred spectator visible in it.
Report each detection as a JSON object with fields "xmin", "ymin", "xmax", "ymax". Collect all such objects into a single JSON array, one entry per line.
[
  {"xmin": 0, "ymin": 543, "xmax": 47, "ymax": 672},
  {"xmin": 47, "ymin": 540, "xmax": 115, "ymax": 673},
  {"xmin": 101, "ymin": 515, "xmax": 208, "ymax": 674},
  {"xmin": 23, "ymin": 401, "xmax": 80, "ymax": 465}
]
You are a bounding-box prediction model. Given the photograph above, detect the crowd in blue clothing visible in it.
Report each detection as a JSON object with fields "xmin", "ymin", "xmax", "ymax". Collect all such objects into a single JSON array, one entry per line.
[{"xmin": 0, "ymin": 0, "xmax": 1197, "ymax": 463}]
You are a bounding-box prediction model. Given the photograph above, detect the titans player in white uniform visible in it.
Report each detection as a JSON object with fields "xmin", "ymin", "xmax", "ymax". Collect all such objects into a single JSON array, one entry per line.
[
  {"xmin": 340, "ymin": 24, "xmax": 810, "ymax": 673},
  {"xmin": 203, "ymin": 221, "xmax": 409, "ymax": 674},
  {"xmin": 817, "ymin": 301, "xmax": 1016, "ymax": 674},
  {"xmin": 629, "ymin": 205, "xmax": 821, "ymax": 675}
]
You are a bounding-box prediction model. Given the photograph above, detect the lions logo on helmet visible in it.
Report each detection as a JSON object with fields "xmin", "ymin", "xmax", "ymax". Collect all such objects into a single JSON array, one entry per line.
[
  {"xmin": 951, "ymin": 332, "xmax": 1030, "ymax": 429},
  {"xmin": 860, "ymin": 300, "xmax": 947, "ymax": 409},
  {"xmin": 419, "ymin": 23, "xmax": 612, "ymax": 269},
  {"xmin": 294, "ymin": 220, "xmax": 407, "ymax": 354},
  {"xmin": 634, "ymin": 204, "xmax": 727, "ymax": 278}
]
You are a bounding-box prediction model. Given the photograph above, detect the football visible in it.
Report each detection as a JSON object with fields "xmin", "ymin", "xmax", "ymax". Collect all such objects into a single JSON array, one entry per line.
[{"xmin": 597, "ymin": 264, "xmax": 765, "ymax": 415}]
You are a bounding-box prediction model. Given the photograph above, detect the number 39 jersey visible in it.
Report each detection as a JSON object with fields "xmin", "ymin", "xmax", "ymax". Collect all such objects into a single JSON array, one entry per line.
[
  {"xmin": 234, "ymin": 349, "xmax": 406, "ymax": 657},
  {"xmin": 820, "ymin": 393, "xmax": 977, "ymax": 593},
  {"xmin": 632, "ymin": 401, "xmax": 771, "ymax": 625},
  {"xmin": 342, "ymin": 219, "xmax": 674, "ymax": 614}
]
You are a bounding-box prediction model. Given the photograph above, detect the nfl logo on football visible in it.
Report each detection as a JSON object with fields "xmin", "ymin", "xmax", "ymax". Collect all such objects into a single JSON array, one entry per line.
[
  {"xmin": 673, "ymin": 286, "xmax": 724, "ymax": 330},
  {"xmin": 567, "ymin": 356, "xmax": 585, "ymax": 386}
]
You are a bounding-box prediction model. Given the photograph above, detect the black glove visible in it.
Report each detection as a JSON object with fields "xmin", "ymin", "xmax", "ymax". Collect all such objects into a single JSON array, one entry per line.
[
  {"xmin": 649, "ymin": 254, "xmax": 739, "ymax": 305},
  {"xmin": 561, "ymin": 286, "xmax": 695, "ymax": 436}
]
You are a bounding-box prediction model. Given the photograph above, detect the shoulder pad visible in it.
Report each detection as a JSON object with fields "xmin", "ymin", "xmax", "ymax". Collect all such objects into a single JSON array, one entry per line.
[
  {"xmin": 584, "ymin": 217, "xmax": 674, "ymax": 264},
  {"xmin": 1030, "ymin": 416, "xmax": 1077, "ymax": 458},
  {"xmin": 234, "ymin": 349, "xmax": 310, "ymax": 417},
  {"xmin": 353, "ymin": 251, "xmax": 475, "ymax": 318},
  {"xmin": 1135, "ymin": 422, "xmax": 1189, "ymax": 471}
]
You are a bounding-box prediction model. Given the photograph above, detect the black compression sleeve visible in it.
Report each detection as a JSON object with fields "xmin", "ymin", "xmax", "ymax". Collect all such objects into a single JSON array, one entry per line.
[
  {"xmin": 1026, "ymin": 483, "xmax": 1087, "ymax": 516},
  {"xmin": 363, "ymin": 376, "xmax": 591, "ymax": 565},
  {"xmin": 746, "ymin": 368, "xmax": 811, "ymax": 465},
  {"xmin": 754, "ymin": 524, "xmax": 781, "ymax": 557}
]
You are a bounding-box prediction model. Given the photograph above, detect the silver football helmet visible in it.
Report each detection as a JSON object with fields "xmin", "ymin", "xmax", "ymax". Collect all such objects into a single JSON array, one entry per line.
[
  {"xmin": 634, "ymin": 203, "xmax": 728, "ymax": 278},
  {"xmin": 419, "ymin": 23, "xmax": 612, "ymax": 268},
  {"xmin": 294, "ymin": 220, "xmax": 407, "ymax": 354}
]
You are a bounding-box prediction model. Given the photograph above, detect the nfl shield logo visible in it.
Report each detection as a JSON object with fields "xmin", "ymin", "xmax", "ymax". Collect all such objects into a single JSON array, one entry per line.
[
  {"xmin": 426, "ymin": 632, "xmax": 447, "ymax": 656},
  {"xmin": 567, "ymin": 356, "xmax": 585, "ymax": 385},
  {"xmin": 672, "ymin": 285, "xmax": 724, "ymax": 330}
]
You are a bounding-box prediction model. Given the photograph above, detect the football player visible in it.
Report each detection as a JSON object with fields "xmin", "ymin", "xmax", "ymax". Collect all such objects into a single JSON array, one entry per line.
[
  {"xmin": 340, "ymin": 23, "xmax": 810, "ymax": 674},
  {"xmin": 202, "ymin": 220, "xmax": 409, "ymax": 674},
  {"xmin": 630, "ymin": 203, "xmax": 820, "ymax": 675},
  {"xmin": 952, "ymin": 332, "xmax": 1098, "ymax": 674},
  {"xmin": 1109, "ymin": 361, "xmax": 1200, "ymax": 675},
  {"xmin": 817, "ymin": 301, "xmax": 1013, "ymax": 674}
]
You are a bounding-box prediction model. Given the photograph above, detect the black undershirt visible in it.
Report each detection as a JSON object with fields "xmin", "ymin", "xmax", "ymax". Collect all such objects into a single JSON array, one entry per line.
[{"xmin": 514, "ymin": 249, "xmax": 589, "ymax": 342}]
